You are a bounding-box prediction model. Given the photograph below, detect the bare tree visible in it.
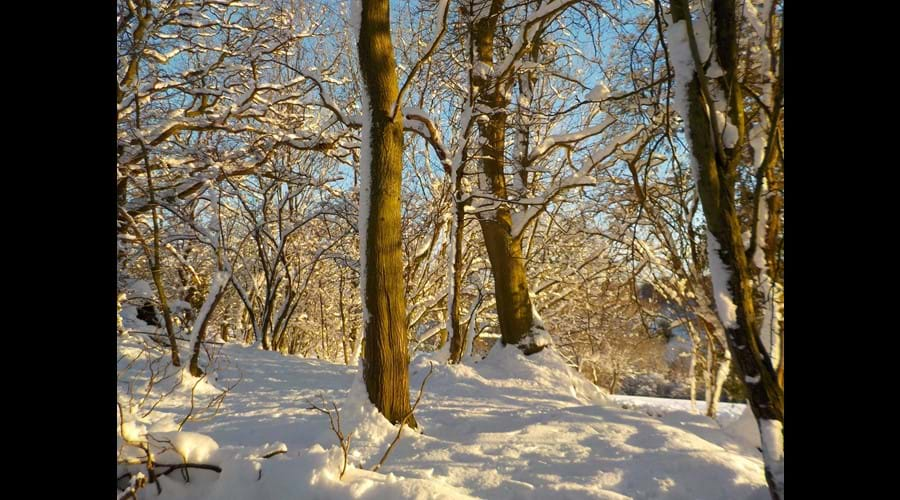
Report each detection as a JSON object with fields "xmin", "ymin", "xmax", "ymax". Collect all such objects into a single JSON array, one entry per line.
[{"xmin": 663, "ymin": 0, "xmax": 783, "ymax": 496}]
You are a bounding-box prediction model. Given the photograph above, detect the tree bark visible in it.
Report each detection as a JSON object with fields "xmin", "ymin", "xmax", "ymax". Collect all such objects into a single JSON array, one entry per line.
[
  {"xmin": 358, "ymin": 0, "xmax": 416, "ymax": 428},
  {"xmin": 471, "ymin": 0, "xmax": 542, "ymax": 353},
  {"xmin": 670, "ymin": 1, "xmax": 783, "ymax": 497}
]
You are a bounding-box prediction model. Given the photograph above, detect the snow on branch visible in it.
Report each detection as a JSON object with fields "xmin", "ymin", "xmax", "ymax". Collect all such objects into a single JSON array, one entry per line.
[
  {"xmin": 510, "ymin": 125, "xmax": 644, "ymax": 239},
  {"xmin": 528, "ymin": 115, "xmax": 616, "ymax": 163},
  {"xmin": 404, "ymin": 108, "xmax": 452, "ymax": 168},
  {"xmin": 494, "ymin": 0, "xmax": 580, "ymax": 86}
]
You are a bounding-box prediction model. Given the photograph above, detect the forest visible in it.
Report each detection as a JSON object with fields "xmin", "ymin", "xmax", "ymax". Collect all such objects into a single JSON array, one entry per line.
[{"xmin": 116, "ymin": 0, "xmax": 783, "ymax": 498}]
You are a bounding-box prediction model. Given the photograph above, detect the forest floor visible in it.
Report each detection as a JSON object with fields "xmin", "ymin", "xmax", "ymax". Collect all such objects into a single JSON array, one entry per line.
[{"xmin": 117, "ymin": 336, "xmax": 769, "ymax": 499}]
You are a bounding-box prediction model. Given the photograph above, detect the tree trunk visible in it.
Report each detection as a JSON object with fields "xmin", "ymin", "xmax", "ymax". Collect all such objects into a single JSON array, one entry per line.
[
  {"xmin": 670, "ymin": 1, "xmax": 783, "ymax": 497},
  {"xmin": 189, "ymin": 271, "xmax": 228, "ymax": 376},
  {"xmin": 339, "ymin": 273, "xmax": 350, "ymax": 365},
  {"xmin": 688, "ymin": 343, "xmax": 697, "ymax": 411},
  {"xmin": 319, "ymin": 290, "xmax": 328, "ymax": 359},
  {"xmin": 470, "ymin": 0, "xmax": 543, "ymax": 353},
  {"xmin": 447, "ymin": 190, "xmax": 466, "ymax": 363},
  {"xmin": 704, "ymin": 326, "xmax": 715, "ymax": 410},
  {"xmin": 148, "ymin": 206, "xmax": 181, "ymax": 367},
  {"xmin": 116, "ymin": 176, "xmax": 129, "ymax": 313},
  {"xmin": 357, "ymin": 0, "xmax": 416, "ymax": 428},
  {"xmin": 708, "ymin": 345, "xmax": 731, "ymax": 418}
]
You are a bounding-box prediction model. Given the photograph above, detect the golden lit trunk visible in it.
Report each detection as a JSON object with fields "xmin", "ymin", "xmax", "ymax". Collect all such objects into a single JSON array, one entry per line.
[
  {"xmin": 358, "ymin": 0, "xmax": 416, "ymax": 427},
  {"xmin": 471, "ymin": 0, "xmax": 541, "ymax": 352}
]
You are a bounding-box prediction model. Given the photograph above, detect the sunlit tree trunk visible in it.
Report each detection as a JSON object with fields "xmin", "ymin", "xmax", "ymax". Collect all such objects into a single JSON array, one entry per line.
[
  {"xmin": 357, "ymin": 0, "xmax": 416, "ymax": 427},
  {"xmin": 670, "ymin": 1, "xmax": 783, "ymax": 497},
  {"xmin": 471, "ymin": 0, "xmax": 543, "ymax": 353}
]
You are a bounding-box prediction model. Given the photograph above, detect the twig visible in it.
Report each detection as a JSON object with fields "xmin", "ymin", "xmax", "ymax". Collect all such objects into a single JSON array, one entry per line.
[
  {"xmin": 178, "ymin": 375, "xmax": 207, "ymax": 430},
  {"xmin": 307, "ymin": 396, "xmax": 353, "ymax": 479},
  {"xmin": 371, "ymin": 362, "xmax": 434, "ymax": 473}
]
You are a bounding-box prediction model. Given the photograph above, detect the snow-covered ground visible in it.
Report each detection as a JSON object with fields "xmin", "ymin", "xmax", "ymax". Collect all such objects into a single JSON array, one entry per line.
[
  {"xmin": 609, "ymin": 395, "xmax": 745, "ymax": 426},
  {"xmin": 117, "ymin": 336, "xmax": 770, "ymax": 499},
  {"xmin": 608, "ymin": 395, "xmax": 762, "ymax": 453}
]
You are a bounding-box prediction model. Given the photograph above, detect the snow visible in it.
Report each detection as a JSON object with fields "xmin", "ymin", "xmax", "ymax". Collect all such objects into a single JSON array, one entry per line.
[
  {"xmin": 665, "ymin": 15, "xmax": 716, "ymax": 183},
  {"xmin": 353, "ymin": 0, "xmax": 372, "ymax": 334},
  {"xmin": 472, "ymin": 62, "xmax": 492, "ymax": 80},
  {"xmin": 759, "ymin": 419, "xmax": 784, "ymax": 498},
  {"xmin": 509, "ymin": 123, "xmax": 641, "ymax": 240},
  {"xmin": 706, "ymin": 231, "xmax": 738, "ymax": 329},
  {"xmin": 665, "ymin": 20, "xmax": 694, "ymax": 132},
  {"xmin": 721, "ymin": 406, "xmax": 762, "ymax": 450},
  {"xmin": 529, "ymin": 116, "xmax": 614, "ymax": 163},
  {"xmin": 189, "ymin": 271, "xmax": 230, "ymax": 352},
  {"xmin": 471, "ymin": 0, "xmax": 491, "ymax": 21},
  {"xmin": 126, "ymin": 279, "xmax": 155, "ymax": 299},
  {"xmin": 462, "ymin": 298, "xmax": 479, "ymax": 358},
  {"xmin": 118, "ymin": 336, "xmax": 771, "ymax": 499},
  {"xmin": 526, "ymin": 303, "xmax": 553, "ymax": 349},
  {"xmin": 741, "ymin": 0, "xmax": 774, "ymax": 103},
  {"xmin": 722, "ymin": 120, "xmax": 739, "ymax": 149},
  {"xmin": 706, "ymin": 60, "xmax": 724, "ymax": 79},
  {"xmin": 586, "ymin": 82, "xmax": 610, "ymax": 102},
  {"xmin": 494, "ymin": 0, "xmax": 577, "ymax": 80},
  {"xmin": 158, "ymin": 431, "xmax": 221, "ymax": 463},
  {"xmin": 752, "ymin": 176, "xmax": 770, "ymax": 270},
  {"xmin": 609, "ymin": 395, "xmax": 745, "ymax": 426}
]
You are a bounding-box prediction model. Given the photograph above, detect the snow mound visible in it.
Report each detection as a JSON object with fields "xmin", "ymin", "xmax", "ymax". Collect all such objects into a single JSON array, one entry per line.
[
  {"xmin": 722, "ymin": 406, "xmax": 762, "ymax": 449},
  {"xmin": 475, "ymin": 344, "xmax": 608, "ymax": 405},
  {"xmin": 151, "ymin": 431, "xmax": 221, "ymax": 464}
]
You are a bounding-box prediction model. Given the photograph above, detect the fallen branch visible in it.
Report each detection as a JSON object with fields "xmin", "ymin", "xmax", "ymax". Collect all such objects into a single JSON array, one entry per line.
[
  {"xmin": 262, "ymin": 448, "xmax": 288, "ymax": 459},
  {"xmin": 157, "ymin": 462, "xmax": 223, "ymax": 476}
]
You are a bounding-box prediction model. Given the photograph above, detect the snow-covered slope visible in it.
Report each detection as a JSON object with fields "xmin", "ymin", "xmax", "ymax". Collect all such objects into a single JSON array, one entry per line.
[{"xmin": 117, "ymin": 337, "xmax": 769, "ymax": 499}]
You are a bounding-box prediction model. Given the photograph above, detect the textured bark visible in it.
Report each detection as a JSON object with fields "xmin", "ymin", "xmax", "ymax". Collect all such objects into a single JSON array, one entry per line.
[
  {"xmin": 358, "ymin": 0, "xmax": 416, "ymax": 428},
  {"xmin": 671, "ymin": 1, "xmax": 783, "ymax": 497},
  {"xmin": 471, "ymin": 0, "xmax": 541, "ymax": 353}
]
